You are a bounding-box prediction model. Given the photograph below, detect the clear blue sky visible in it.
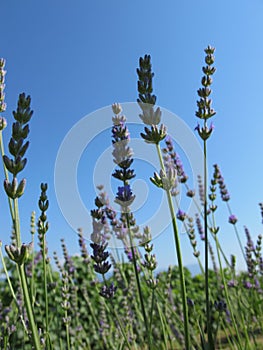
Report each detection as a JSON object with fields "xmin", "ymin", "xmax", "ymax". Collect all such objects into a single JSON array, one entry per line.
[{"xmin": 1, "ymin": 1, "xmax": 263, "ymax": 272}]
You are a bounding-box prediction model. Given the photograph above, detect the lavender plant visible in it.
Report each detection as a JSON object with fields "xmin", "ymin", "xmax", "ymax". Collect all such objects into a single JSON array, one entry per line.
[
  {"xmin": 137, "ymin": 54, "xmax": 191, "ymax": 350},
  {"xmin": 195, "ymin": 46, "xmax": 217, "ymax": 350},
  {"xmin": 0, "ymin": 47, "xmax": 263, "ymax": 350},
  {"xmin": 0, "ymin": 74, "xmax": 42, "ymax": 348}
]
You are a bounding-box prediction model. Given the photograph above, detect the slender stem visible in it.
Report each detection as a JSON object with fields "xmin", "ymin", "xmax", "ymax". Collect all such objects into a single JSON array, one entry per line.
[
  {"xmin": 101, "ymin": 275, "xmax": 133, "ymax": 350},
  {"xmin": 112, "ymin": 307, "xmax": 133, "ymax": 350},
  {"xmin": 213, "ymin": 314, "xmax": 222, "ymax": 347},
  {"xmin": 13, "ymin": 196, "xmax": 42, "ymax": 349},
  {"xmin": 19, "ymin": 264, "xmax": 42, "ymax": 350},
  {"xmin": 30, "ymin": 235, "xmax": 36, "ymax": 305},
  {"xmin": 166, "ymin": 190, "xmax": 190, "ymax": 349},
  {"xmin": 156, "ymin": 143, "xmax": 190, "ymax": 350},
  {"xmin": 155, "ymin": 299, "xmax": 169, "ymax": 350},
  {"xmin": 81, "ymin": 290, "xmax": 105, "ymax": 335},
  {"xmin": 214, "ymin": 235, "xmax": 244, "ymax": 350},
  {"xmin": 221, "ymin": 322, "xmax": 236, "ymax": 350},
  {"xmin": 80, "ymin": 282, "xmax": 111, "ymax": 349},
  {"xmin": 42, "ymin": 234, "xmax": 50, "ymax": 345},
  {"xmin": 149, "ymin": 288, "xmax": 155, "ymax": 332},
  {"xmin": 64, "ymin": 311, "xmax": 70, "ymax": 350},
  {"xmin": 125, "ymin": 211, "xmax": 152, "ymax": 350},
  {"xmin": 203, "ymin": 140, "xmax": 213, "ymax": 349},
  {"xmin": 13, "ymin": 197, "xmax": 22, "ymax": 247}
]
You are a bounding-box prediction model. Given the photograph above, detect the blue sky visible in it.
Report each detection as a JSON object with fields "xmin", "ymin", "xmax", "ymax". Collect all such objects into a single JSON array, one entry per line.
[{"xmin": 0, "ymin": 1, "xmax": 263, "ymax": 272}]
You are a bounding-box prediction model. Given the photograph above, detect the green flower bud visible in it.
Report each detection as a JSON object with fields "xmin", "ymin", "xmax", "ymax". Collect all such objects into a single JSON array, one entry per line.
[
  {"xmin": 194, "ymin": 251, "xmax": 200, "ymax": 258},
  {"xmin": 0, "ymin": 58, "xmax": 5, "ymax": 68},
  {"xmin": 16, "ymin": 178, "xmax": 26, "ymax": 198},
  {"xmin": 146, "ymin": 278, "xmax": 158, "ymax": 290},
  {"xmin": 4, "ymin": 178, "xmax": 16, "ymax": 199},
  {"xmin": 5, "ymin": 244, "xmax": 16, "ymax": 262},
  {"xmin": 210, "ymin": 226, "xmax": 219, "ymax": 234},
  {"xmin": 141, "ymin": 124, "xmax": 167, "ymax": 144},
  {"xmin": 41, "ymin": 183, "xmax": 48, "ymax": 191},
  {"xmin": 5, "ymin": 243, "xmax": 31, "ymax": 265},
  {"xmin": 150, "ymin": 171, "xmax": 163, "ymax": 188}
]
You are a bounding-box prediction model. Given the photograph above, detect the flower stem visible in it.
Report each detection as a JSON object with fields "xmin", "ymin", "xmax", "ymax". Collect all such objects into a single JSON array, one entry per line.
[
  {"xmin": 214, "ymin": 235, "xmax": 245, "ymax": 350},
  {"xmin": 42, "ymin": 234, "xmax": 50, "ymax": 346},
  {"xmin": 203, "ymin": 139, "xmax": 214, "ymax": 349},
  {"xmin": 156, "ymin": 143, "xmax": 190, "ymax": 350},
  {"xmin": 13, "ymin": 197, "xmax": 42, "ymax": 349},
  {"xmin": 125, "ymin": 212, "xmax": 152, "ymax": 350},
  {"xmin": 19, "ymin": 264, "xmax": 42, "ymax": 350}
]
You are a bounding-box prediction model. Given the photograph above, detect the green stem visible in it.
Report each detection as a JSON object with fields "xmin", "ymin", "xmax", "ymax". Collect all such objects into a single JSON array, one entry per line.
[
  {"xmin": 30, "ymin": 234, "xmax": 36, "ymax": 305},
  {"xmin": 13, "ymin": 197, "xmax": 22, "ymax": 247},
  {"xmin": 101, "ymin": 275, "xmax": 133, "ymax": 350},
  {"xmin": 125, "ymin": 212, "xmax": 152, "ymax": 350},
  {"xmin": 203, "ymin": 140, "xmax": 213, "ymax": 349},
  {"xmin": 221, "ymin": 321, "xmax": 236, "ymax": 350},
  {"xmin": 19, "ymin": 264, "xmax": 42, "ymax": 350},
  {"xmin": 155, "ymin": 299, "xmax": 169, "ymax": 350},
  {"xmin": 156, "ymin": 143, "xmax": 190, "ymax": 350},
  {"xmin": 64, "ymin": 311, "xmax": 70, "ymax": 350},
  {"xmin": 214, "ymin": 235, "xmax": 244, "ymax": 350},
  {"xmin": 112, "ymin": 307, "xmax": 133, "ymax": 350},
  {"xmin": 81, "ymin": 290, "xmax": 101, "ymax": 331},
  {"xmin": 13, "ymin": 197, "xmax": 42, "ymax": 349},
  {"xmin": 149, "ymin": 288, "xmax": 155, "ymax": 332},
  {"xmin": 166, "ymin": 191, "xmax": 191, "ymax": 349},
  {"xmin": 42, "ymin": 234, "xmax": 50, "ymax": 346}
]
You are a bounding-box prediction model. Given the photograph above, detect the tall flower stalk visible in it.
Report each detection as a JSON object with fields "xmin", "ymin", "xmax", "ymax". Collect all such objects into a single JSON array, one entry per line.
[
  {"xmin": 37, "ymin": 183, "xmax": 51, "ymax": 348},
  {"xmin": 137, "ymin": 55, "xmax": 190, "ymax": 350},
  {"xmin": 111, "ymin": 103, "xmax": 153, "ymax": 349},
  {"xmin": 89, "ymin": 188, "xmax": 132, "ymax": 350},
  {"xmin": 2, "ymin": 90, "xmax": 42, "ymax": 350},
  {"xmin": 195, "ymin": 45, "xmax": 216, "ymax": 349}
]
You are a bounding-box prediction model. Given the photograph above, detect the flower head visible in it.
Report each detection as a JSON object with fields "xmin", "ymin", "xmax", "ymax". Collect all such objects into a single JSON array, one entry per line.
[
  {"xmin": 228, "ymin": 214, "xmax": 238, "ymax": 225},
  {"xmin": 176, "ymin": 209, "xmax": 187, "ymax": 222},
  {"xmin": 195, "ymin": 46, "xmax": 216, "ymax": 141},
  {"xmin": 100, "ymin": 283, "xmax": 117, "ymax": 299}
]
